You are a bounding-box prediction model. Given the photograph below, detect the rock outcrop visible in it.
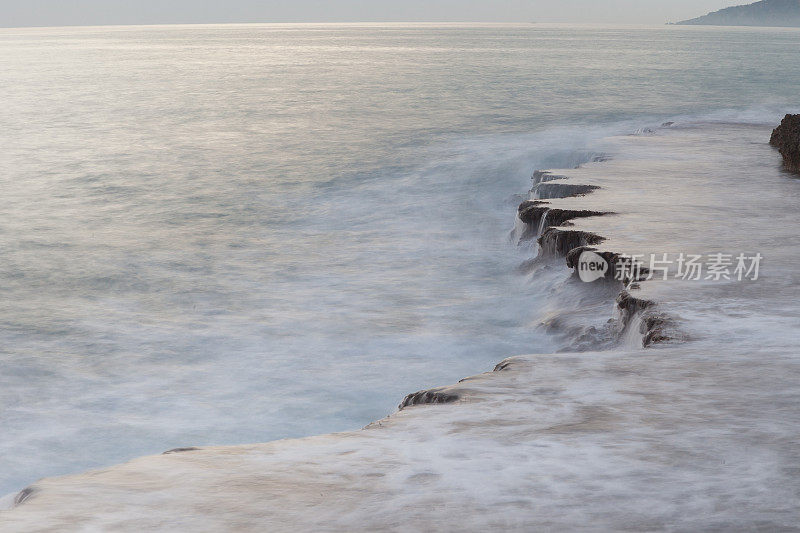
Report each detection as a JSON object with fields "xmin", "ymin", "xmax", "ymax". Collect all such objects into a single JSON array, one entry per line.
[
  {"xmin": 162, "ymin": 447, "xmax": 200, "ymax": 455},
  {"xmin": 516, "ymin": 201, "xmax": 610, "ymax": 241},
  {"xmin": 399, "ymin": 387, "xmax": 459, "ymax": 409},
  {"xmin": 521, "ymin": 156, "xmax": 676, "ymax": 349},
  {"xmin": 537, "ymin": 228, "xmax": 605, "ymax": 257},
  {"xmin": 534, "ymin": 183, "xmax": 600, "ymax": 200},
  {"xmin": 616, "ymin": 291, "xmax": 674, "ymax": 347},
  {"xmin": 518, "ymin": 204, "xmax": 609, "ymax": 229},
  {"xmin": 770, "ymin": 114, "xmax": 800, "ymax": 172}
]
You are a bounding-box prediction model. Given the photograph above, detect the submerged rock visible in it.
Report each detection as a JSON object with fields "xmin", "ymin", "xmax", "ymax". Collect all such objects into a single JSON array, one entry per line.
[{"xmin": 770, "ymin": 114, "xmax": 800, "ymax": 172}]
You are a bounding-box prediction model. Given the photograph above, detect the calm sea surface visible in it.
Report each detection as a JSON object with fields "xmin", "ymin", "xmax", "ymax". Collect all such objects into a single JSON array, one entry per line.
[{"xmin": 1, "ymin": 23, "xmax": 799, "ymax": 495}]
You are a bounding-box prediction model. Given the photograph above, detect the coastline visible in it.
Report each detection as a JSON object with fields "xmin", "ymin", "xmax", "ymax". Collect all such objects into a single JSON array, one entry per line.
[{"xmin": 3, "ymin": 120, "xmax": 799, "ymax": 530}]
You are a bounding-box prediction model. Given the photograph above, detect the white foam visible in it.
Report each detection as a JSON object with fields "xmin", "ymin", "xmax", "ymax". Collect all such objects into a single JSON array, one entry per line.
[
  {"xmin": 3, "ymin": 120, "xmax": 799, "ymax": 531},
  {"xmin": 0, "ymin": 493, "xmax": 16, "ymax": 512}
]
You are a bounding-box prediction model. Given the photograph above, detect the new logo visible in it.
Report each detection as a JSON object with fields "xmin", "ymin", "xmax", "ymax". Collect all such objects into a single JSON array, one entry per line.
[{"xmin": 577, "ymin": 250, "xmax": 608, "ymax": 282}]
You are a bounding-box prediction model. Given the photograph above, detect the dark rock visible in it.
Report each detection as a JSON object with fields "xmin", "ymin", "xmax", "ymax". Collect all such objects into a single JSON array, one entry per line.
[
  {"xmin": 538, "ymin": 228, "xmax": 605, "ymax": 257},
  {"xmin": 616, "ymin": 290, "xmax": 655, "ymax": 316},
  {"xmin": 14, "ymin": 487, "xmax": 34, "ymax": 506},
  {"xmin": 399, "ymin": 388, "xmax": 459, "ymax": 409},
  {"xmin": 641, "ymin": 315, "xmax": 672, "ymax": 346},
  {"xmin": 616, "ymin": 291, "xmax": 674, "ymax": 347},
  {"xmin": 543, "ymin": 208, "xmax": 610, "ymax": 228},
  {"xmin": 163, "ymin": 447, "xmax": 201, "ymax": 455},
  {"xmin": 517, "ymin": 200, "xmax": 550, "ymax": 224},
  {"xmin": 493, "ymin": 359, "xmax": 515, "ymax": 372},
  {"xmin": 770, "ymin": 113, "xmax": 800, "ymax": 172},
  {"xmin": 517, "ymin": 203, "xmax": 610, "ymax": 241},
  {"xmin": 534, "ymin": 183, "xmax": 600, "ymax": 200}
]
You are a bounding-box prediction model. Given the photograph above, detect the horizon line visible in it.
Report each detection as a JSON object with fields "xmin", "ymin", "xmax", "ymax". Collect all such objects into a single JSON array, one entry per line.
[{"xmin": 0, "ymin": 20, "xmax": 695, "ymax": 31}]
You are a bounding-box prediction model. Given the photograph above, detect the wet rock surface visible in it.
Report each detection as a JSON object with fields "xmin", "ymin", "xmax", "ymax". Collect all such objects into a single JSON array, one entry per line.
[
  {"xmin": 770, "ymin": 113, "xmax": 800, "ymax": 172},
  {"xmin": 521, "ymin": 163, "xmax": 669, "ymax": 348},
  {"xmin": 616, "ymin": 290, "xmax": 655, "ymax": 316},
  {"xmin": 516, "ymin": 200, "xmax": 550, "ymax": 224},
  {"xmin": 399, "ymin": 388, "xmax": 459, "ymax": 409},
  {"xmin": 616, "ymin": 291, "xmax": 676, "ymax": 347},
  {"xmin": 162, "ymin": 447, "xmax": 201, "ymax": 455},
  {"xmin": 516, "ymin": 203, "xmax": 610, "ymax": 242},
  {"xmin": 542, "ymin": 208, "xmax": 611, "ymax": 228},
  {"xmin": 538, "ymin": 228, "xmax": 605, "ymax": 257},
  {"xmin": 12, "ymin": 489, "xmax": 34, "ymax": 506},
  {"xmin": 534, "ymin": 183, "xmax": 600, "ymax": 200},
  {"xmin": 518, "ymin": 203, "xmax": 609, "ymax": 229}
]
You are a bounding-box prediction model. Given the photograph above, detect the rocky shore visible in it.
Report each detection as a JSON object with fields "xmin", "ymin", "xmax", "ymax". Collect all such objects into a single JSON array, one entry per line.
[
  {"xmin": 770, "ymin": 113, "xmax": 800, "ymax": 172},
  {"xmin": 3, "ymin": 120, "xmax": 799, "ymax": 531},
  {"xmin": 514, "ymin": 150, "xmax": 673, "ymax": 349}
]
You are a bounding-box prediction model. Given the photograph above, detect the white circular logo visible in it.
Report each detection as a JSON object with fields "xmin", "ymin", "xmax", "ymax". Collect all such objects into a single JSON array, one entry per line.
[{"xmin": 577, "ymin": 250, "xmax": 609, "ymax": 282}]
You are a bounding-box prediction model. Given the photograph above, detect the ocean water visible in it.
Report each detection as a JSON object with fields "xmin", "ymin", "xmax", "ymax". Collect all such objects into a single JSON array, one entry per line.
[{"xmin": 1, "ymin": 23, "xmax": 799, "ymax": 496}]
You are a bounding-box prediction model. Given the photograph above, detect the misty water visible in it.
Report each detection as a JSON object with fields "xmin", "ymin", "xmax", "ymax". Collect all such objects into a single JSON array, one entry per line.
[{"xmin": 1, "ymin": 23, "xmax": 799, "ymax": 496}]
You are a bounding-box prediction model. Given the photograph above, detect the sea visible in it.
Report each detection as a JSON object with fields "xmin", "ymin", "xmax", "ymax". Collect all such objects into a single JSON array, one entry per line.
[{"xmin": 1, "ymin": 22, "xmax": 799, "ymax": 497}]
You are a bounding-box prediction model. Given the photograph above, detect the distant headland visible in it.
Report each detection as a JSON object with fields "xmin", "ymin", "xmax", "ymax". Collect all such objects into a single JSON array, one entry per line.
[{"xmin": 674, "ymin": 0, "xmax": 800, "ymax": 26}]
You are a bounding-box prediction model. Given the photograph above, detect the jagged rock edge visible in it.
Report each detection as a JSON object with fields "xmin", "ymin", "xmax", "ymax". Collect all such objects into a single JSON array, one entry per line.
[
  {"xmin": 526, "ymin": 162, "xmax": 680, "ymax": 348},
  {"xmin": 398, "ymin": 388, "xmax": 460, "ymax": 410}
]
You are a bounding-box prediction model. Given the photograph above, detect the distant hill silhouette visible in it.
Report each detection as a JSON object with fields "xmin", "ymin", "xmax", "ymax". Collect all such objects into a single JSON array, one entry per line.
[{"xmin": 675, "ymin": 0, "xmax": 800, "ymax": 26}]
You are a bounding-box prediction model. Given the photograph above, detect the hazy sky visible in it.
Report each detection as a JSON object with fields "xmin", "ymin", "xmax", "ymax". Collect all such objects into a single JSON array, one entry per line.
[{"xmin": 0, "ymin": 0, "xmax": 749, "ymax": 28}]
